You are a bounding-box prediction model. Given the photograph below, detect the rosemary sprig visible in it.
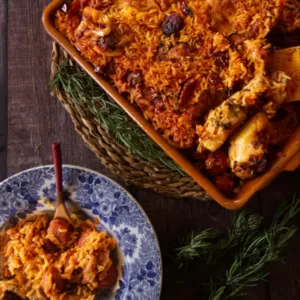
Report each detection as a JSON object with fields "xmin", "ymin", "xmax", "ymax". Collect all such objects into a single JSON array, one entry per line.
[
  {"xmin": 177, "ymin": 212, "xmax": 262, "ymax": 264},
  {"xmin": 50, "ymin": 61, "xmax": 183, "ymax": 173},
  {"xmin": 176, "ymin": 197, "xmax": 300, "ymax": 300}
]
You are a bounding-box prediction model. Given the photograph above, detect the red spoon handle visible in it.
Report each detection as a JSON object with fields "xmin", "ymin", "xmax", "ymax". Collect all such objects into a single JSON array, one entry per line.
[{"xmin": 52, "ymin": 143, "xmax": 63, "ymax": 193}]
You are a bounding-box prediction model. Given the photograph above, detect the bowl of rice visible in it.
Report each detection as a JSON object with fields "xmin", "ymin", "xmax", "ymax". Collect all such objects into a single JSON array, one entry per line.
[{"xmin": 0, "ymin": 165, "xmax": 162, "ymax": 300}]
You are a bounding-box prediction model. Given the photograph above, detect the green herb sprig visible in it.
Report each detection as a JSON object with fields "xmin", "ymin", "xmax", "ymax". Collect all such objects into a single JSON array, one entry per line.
[
  {"xmin": 177, "ymin": 212, "xmax": 263, "ymax": 265},
  {"xmin": 50, "ymin": 62, "xmax": 183, "ymax": 173},
  {"xmin": 176, "ymin": 197, "xmax": 300, "ymax": 300}
]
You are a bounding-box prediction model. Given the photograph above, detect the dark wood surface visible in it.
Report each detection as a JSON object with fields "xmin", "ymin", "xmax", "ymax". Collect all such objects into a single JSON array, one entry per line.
[
  {"xmin": 0, "ymin": 0, "xmax": 8, "ymax": 182},
  {"xmin": 2, "ymin": 1, "xmax": 300, "ymax": 299}
]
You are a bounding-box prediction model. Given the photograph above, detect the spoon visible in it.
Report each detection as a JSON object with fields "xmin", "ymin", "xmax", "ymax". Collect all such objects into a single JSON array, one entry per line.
[{"xmin": 52, "ymin": 143, "xmax": 72, "ymax": 224}]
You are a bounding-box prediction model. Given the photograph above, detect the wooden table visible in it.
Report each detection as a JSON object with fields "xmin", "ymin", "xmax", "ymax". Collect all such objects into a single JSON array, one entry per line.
[{"xmin": 1, "ymin": 1, "xmax": 300, "ymax": 299}]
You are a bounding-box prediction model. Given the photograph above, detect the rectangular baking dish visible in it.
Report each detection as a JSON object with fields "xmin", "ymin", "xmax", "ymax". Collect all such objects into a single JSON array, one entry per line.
[{"xmin": 43, "ymin": 0, "xmax": 300, "ymax": 210}]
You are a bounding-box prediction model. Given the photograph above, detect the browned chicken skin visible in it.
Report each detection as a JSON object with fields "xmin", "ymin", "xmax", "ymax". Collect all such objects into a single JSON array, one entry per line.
[
  {"xmin": 229, "ymin": 112, "xmax": 269, "ymax": 179},
  {"xmin": 196, "ymin": 100, "xmax": 248, "ymax": 153}
]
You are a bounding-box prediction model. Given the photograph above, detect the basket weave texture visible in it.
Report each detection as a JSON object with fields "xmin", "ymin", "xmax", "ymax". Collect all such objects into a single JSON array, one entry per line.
[{"xmin": 51, "ymin": 42, "xmax": 211, "ymax": 200}]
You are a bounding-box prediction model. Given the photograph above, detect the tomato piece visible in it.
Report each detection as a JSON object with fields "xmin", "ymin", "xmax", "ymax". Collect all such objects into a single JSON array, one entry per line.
[
  {"xmin": 98, "ymin": 265, "xmax": 118, "ymax": 289},
  {"xmin": 42, "ymin": 266, "xmax": 65, "ymax": 295},
  {"xmin": 68, "ymin": 1, "xmax": 81, "ymax": 17}
]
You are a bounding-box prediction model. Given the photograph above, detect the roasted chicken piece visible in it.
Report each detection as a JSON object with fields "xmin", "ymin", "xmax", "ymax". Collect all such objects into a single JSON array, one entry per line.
[
  {"xmin": 229, "ymin": 112, "xmax": 269, "ymax": 180},
  {"xmin": 196, "ymin": 73, "xmax": 270, "ymax": 153},
  {"xmin": 229, "ymin": 74, "xmax": 270, "ymax": 107},
  {"xmin": 196, "ymin": 100, "xmax": 248, "ymax": 152}
]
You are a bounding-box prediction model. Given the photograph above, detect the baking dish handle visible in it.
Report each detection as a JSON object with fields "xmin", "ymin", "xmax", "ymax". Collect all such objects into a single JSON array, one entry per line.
[{"xmin": 283, "ymin": 152, "xmax": 300, "ymax": 171}]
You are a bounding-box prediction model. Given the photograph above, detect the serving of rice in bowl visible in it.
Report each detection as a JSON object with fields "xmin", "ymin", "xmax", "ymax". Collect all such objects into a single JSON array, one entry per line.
[
  {"xmin": 0, "ymin": 166, "xmax": 162, "ymax": 300},
  {"xmin": 0, "ymin": 212, "xmax": 118, "ymax": 300}
]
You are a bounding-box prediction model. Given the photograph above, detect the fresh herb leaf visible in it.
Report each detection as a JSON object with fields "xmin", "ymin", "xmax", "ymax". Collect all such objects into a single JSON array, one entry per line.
[{"xmin": 177, "ymin": 229, "xmax": 221, "ymax": 263}]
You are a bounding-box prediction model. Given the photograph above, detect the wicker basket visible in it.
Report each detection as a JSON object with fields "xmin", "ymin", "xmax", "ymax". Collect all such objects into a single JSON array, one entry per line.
[{"xmin": 51, "ymin": 42, "xmax": 211, "ymax": 201}]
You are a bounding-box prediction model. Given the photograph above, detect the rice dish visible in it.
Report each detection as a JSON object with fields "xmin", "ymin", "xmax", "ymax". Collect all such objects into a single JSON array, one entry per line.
[
  {"xmin": 0, "ymin": 213, "xmax": 117, "ymax": 299},
  {"xmin": 55, "ymin": 0, "xmax": 300, "ymax": 195}
]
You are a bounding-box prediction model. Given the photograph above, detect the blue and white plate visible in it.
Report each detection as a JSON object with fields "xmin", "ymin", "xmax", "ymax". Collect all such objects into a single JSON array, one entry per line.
[{"xmin": 0, "ymin": 165, "xmax": 162, "ymax": 300}]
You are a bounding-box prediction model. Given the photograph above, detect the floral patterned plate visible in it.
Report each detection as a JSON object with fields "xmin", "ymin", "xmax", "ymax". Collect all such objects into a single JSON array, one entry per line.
[{"xmin": 0, "ymin": 165, "xmax": 162, "ymax": 300}]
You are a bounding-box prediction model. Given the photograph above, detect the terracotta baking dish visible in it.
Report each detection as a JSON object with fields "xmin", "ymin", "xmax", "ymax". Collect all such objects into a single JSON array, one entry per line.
[{"xmin": 43, "ymin": 0, "xmax": 300, "ymax": 210}]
